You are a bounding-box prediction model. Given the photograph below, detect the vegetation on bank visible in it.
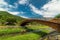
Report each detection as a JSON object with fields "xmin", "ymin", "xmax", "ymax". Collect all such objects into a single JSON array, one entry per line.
[
  {"xmin": 0, "ymin": 11, "xmax": 25, "ymax": 26},
  {"xmin": 0, "ymin": 25, "xmax": 49, "ymax": 40},
  {"xmin": 0, "ymin": 33, "xmax": 40, "ymax": 40},
  {"xmin": 55, "ymin": 14, "xmax": 60, "ymax": 18},
  {"xmin": 0, "ymin": 27, "xmax": 25, "ymax": 35}
]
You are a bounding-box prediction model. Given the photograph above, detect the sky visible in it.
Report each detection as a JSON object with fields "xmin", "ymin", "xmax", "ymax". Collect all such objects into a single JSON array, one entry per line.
[{"xmin": 0, "ymin": 0, "xmax": 60, "ymax": 18}]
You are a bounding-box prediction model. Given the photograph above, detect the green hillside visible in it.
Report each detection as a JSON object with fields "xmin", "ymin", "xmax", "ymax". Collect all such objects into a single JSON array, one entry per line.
[
  {"xmin": 0, "ymin": 11, "xmax": 52, "ymax": 40},
  {"xmin": 0, "ymin": 11, "xmax": 25, "ymax": 26}
]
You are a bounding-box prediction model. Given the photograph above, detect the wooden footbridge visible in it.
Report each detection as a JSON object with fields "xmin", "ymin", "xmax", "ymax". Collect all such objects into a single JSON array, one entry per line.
[
  {"xmin": 20, "ymin": 18, "xmax": 60, "ymax": 40},
  {"xmin": 21, "ymin": 18, "xmax": 60, "ymax": 32}
]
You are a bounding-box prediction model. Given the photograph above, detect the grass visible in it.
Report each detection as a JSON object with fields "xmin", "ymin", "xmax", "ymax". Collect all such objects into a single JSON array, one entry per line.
[
  {"xmin": 26, "ymin": 24, "xmax": 52, "ymax": 33},
  {"xmin": 0, "ymin": 27, "xmax": 25, "ymax": 35},
  {"xmin": 0, "ymin": 33, "xmax": 40, "ymax": 40},
  {"xmin": 0, "ymin": 24, "xmax": 53, "ymax": 40}
]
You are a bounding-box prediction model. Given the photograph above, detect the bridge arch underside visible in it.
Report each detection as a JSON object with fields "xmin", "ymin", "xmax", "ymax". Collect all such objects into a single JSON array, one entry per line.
[{"xmin": 21, "ymin": 19, "xmax": 60, "ymax": 32}]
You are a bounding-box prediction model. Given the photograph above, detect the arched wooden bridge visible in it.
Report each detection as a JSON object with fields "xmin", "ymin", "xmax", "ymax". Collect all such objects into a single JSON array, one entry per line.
[{"xmin": 21, "ymin": 18, "xmax": 60, "ymax": 32}]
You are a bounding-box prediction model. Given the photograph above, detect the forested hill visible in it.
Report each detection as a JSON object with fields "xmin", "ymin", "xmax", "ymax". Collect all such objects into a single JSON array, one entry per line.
[{"xmin": 0, "ymin": 11, "xmax": 25, "ymax": 26}]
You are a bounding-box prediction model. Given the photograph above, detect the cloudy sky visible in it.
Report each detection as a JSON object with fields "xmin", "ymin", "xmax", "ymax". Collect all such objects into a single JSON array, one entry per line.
[{"xmin": 0, "ymin": 0, "xmax": 60, "ymax": 18}]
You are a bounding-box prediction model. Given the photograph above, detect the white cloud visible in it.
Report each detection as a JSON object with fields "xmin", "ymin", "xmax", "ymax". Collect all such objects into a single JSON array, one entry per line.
[
  {"xmin": 8, "ymin": 5, "xmax": 17, "ymax": 8},
  {"xmin": 30, "ymin": 0, "xmax": 60, "ymax": 18},
  {"xmin": 8, "ymin": 11, "xmax": 20, "ymax": 15},
  {"xmin": 8, "ymin": 3, "xmax": 18, "ymax": 8},
  {"xmin": 42, "ymin": 0, "xmax": 60, "ymax": 13},
  {"xmin": 20, "ymin": 15, "xmax": 29, "ymax": 18},
  {"xmin": 0, "ymin": 0, "xmax": 26, "ymax": 18},
  {"xmin": 0, "ymin": 7, "xmax": 19, "ymax": 15},
  {"xmin": 0, "ymin": 8, "xmax": 6, "ymax": 11},
  {"xmin": 0, "ymin": 0, "xmax": 18, "ymax": 8},
  {"xmin": 0, "ymin": 0, "xmax": 19, "ymax": 15},
  {"xmin": 0, "ymin": 0, "xmax": 8, "ymax": 5},
  {"xmin": 0, "ymin": 6, "xmax": 8, "ymax": 11},
  {"xmin": 19, "ymin": 0, "xmax": 29, "ymax": 5},
  {"xmin": 29, "ymin": 4, "xmax": 43, "ymax": 15},
  {"xmin": 0, "ymin": 0, "xmax": 8, "ymax": 9}
]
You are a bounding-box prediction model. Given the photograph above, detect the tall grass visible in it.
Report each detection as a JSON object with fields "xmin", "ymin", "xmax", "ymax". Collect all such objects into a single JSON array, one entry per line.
[
  {"xmin": 0, "ymin": 26, "xmax": 25, "ymax": 35},
  {"xmin": 0, "ymin": 33, "xmax": 40, "ymax": 40}
]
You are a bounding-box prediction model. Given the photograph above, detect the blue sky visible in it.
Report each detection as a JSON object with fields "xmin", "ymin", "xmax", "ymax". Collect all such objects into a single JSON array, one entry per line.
[{"xmin": 0, "ymin": 0, "xmax": 60, "ymax": 18}]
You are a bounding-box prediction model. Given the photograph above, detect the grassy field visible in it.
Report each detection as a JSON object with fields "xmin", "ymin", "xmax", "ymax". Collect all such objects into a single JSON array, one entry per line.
[
  {"xmin": 0, "ymin": 33, "xmax": 40, "ymax": 40},
  {"xmin": 0, "ymin": 27, "xmax": 25, "ymax": 35},
  {"xmin": 0, "ymin": 25, "xmax": 53, "ymax": 40}
]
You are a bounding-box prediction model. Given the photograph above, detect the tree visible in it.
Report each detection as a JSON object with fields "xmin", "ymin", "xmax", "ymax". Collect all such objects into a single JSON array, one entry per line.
[
  {"xmin": 5, "ymin": 18, "xmax": 17, "ymax": 25},
  {"xmin": 55, "ymin": 14, "xmax": 60, "ymax": 18}
]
